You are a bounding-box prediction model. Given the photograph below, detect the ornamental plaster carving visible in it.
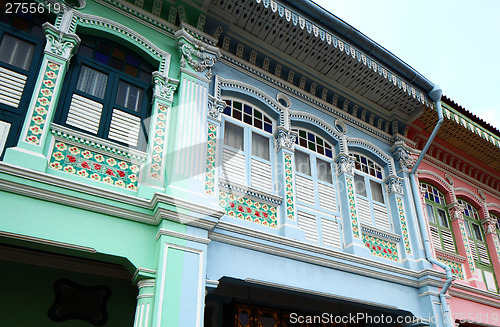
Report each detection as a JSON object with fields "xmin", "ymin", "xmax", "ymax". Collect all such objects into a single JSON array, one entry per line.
[
  {"xmin": 179, "ymin": 40, "xmax": 216, "ymax": 79},
  {"xmin": 481, "ymin": 216, "xmax": 496, "ymax": 235},
  {"xmin": 335, "ymin": 153, "xmax": 354, "ymax": 176},
  {"xmin": 153, "ymin": 72, "xmax": 178, "ymax": 102},
  {"xmin": 207, "ymin": 95, "xmax": 226, "ymax": 121},
  {"xmin": 43, "ymin": 23, "xmax": 80, "ymax": 61},
  {"xmin": 448, "ymin": 202, "xmax": 464, "ymax": 222},
  {"xmin": 385, "ymin": 175, "xmax": 404, "ymax": 196},
  {"xmin": 393, "ymin": 145, "xmax": 418, "ymax": 171},
  {"xmin": 274, "ymin": 127, "xmax": 297, "ymax": 152}
]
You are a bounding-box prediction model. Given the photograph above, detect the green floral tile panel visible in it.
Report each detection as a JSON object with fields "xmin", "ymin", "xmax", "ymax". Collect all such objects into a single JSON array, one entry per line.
[
  {"xmin": 49, "ymin": 141, "xmax": 140, "ymax": 190},
  {"xmin": 363, "ymin": 234, "xmax": 399, "ymax": 262},
  {"xmin": 205, "ymin": 123, "xmax": 217, "ymax": 196},
  {"xmin": 219, "ymin": 190, "xmax": 277, "ymax": 228},
  {"xmin": 25, "ymin": 61, "xmax": 60, "ymax": 145},
  {"xmin": 149, "ymin": 104, "xmax": 168, "ymax": 180},
  {"xmin": 397, "ymin": 197, "xmax": 412, "ymax": 254},
  {"xmin": 346, "ymin": 177, "xmax": 361, "ymax": 239},
  {"xmin": 493, "ymin": 235, "xmax": 500, "ymax": 258},
  {"xmin": 458, "ymin": 220, "xmax": 476, "ymax": 274},
  {"xmin": 284, "ymin": 153, "xmax": 294, "ymax": 220},
  {"xmin": 437, "ymin": 257, "xmax": 464, "ymax": 280}
]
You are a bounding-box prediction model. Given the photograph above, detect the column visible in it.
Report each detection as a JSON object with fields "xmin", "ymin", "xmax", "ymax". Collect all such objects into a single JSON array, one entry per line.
[
  {"xmin": 335, "ymin": 153, "xmax": 371, "ymax": 256},
  {"xmin": 4, "ymin": 18, "xmax": 80, "ymax": 170},
  {"xmin": 138, "ymin": 72, "xmax": 178, "ymax": 198},
  {"xmin": 448, "ymin": 203, "xmax": 483, "ymax": 287},
  {"xmin": 165, "ymin": 28, "xmax": 219, "ymax": 203},
  {"xmin": 481, "ymin": 216, "xmax": 500, "ymax": 288},
  {"xmin": 274, "ymin": 127, "xmax": 304, "ymax": 239},
  {"xmin": 133, "ymin": 279, "xmax": 155, "ymax": 327}
]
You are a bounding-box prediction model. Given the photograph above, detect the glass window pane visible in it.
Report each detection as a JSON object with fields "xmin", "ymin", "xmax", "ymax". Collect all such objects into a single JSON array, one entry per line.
[
  {"xmin": 0, "ymin": 34, "xmax": 35, "ymax": 70},
  {"xmin": 252, "ymin": 132, "xmax": 270, "ymax": 161},
  {"xmin": 316, "ymin": 158, "xmax": 332, "ymax": 184},
  {"xmin": 437, "ymin": 208, "xmax": 448, "ymax": 228},
  {"xmin": 370, "ymin": 180, "xmax": 384, "ymax": 203},
  {"xmin": 224, "ymin": 122, "xmax": 244, "ymax": 151},
  {"xmin": 76, "ymin": 66, "xmax": 108, "ymax": 99},
  {"xmin": 464, "ymin": 221, "xmax": 472, "ymax": 238},
  {"xmin": 116, "ymin": 81, "xmax": 143, "ymax": 112},
  {"xmin": 294, "ymin": 151, "xmax": 311, "ymax": 176},
  {"xmin": 354, "ymin": 174, "xmax": 366, "ymax": 197},
  {"xmin": 426, "ymin": 204, "xmax": 436, "ymax": 224},
  {"xmin": 472, "ymin": 223, "xmax": 483, "ymax": 241}
]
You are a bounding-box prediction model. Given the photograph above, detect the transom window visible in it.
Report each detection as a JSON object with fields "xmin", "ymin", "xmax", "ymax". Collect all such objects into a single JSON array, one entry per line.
[
  {"xmin": 352, "ymin": 153, "xmax": 383, "ymax": 179},
  {"xmin": 293, "ymin": 129, "xmax": 333, "ymax": 158},
  {"xmin": 221, "ymin": 98, "xmax": 274, "ymax": 192},
  {"xmin": 56, "ymin": 37, "xmax": 154, "ymax": 150},
  {"xmin": 352, "ymin": 152, "xmax": 390, "ymax": 230},
  {"xmin": 223, "ymin": 99, "xmax": 273, "ymax": 133},
  {"xmin": 420, "ymin": 183, "xmax": 455, "ymax": 253}
]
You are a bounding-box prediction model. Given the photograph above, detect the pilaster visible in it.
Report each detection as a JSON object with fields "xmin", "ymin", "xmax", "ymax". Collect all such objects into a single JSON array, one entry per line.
[
  {"xmin": 133, "ymin": 279, "xmax": 155, "ymax": 327},
  {"xmin": 4, "ymin": 21, "xmax": 80, "ymax": 171},
  {"xmin": 481, "ymin": 216, "xmax": 500, "ymax": 288}
]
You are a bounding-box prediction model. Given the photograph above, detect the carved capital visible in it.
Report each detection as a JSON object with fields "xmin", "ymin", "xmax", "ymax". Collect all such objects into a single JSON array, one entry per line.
[
  {"xmin": 43, "ymin": 23, "xmax": 80, "ymax": 61},
  {"xmin": 335, "ymin": 153, "xmax": 354, "ymax": 176},
  {"xmin": 385, "ymin": 175, "xmax": 404, "ymax": 196},
  {"xmin": 153, "ymin": 72, "xmax": 178, "ymax": 102},
  {"xmin": 448, "ymin": 202, "xmax": 464, "ymax": 222},
  {"xmin": 393, "ymin": 145, "xmax": 419, "ymax": 171},
  {"xmin": 179, "ymin": 39, "xmax": 216, "ymax": 80},
  {"xmin": 208, "ymin": 95, "xmax": 226, "ymax": 121},
  {"xmin": 274, "ymin": 127, "xmax": 297, "ymax": 152},
  {"xmin": 481, "ymin": 217, "xmax": 497, "ymax": 235}
]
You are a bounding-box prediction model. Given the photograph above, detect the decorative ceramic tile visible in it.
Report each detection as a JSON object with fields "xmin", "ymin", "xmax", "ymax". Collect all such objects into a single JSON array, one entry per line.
[
  {"xmin": 284, "ymin": 153, "xmax": 294, "ymax": 220},
  {"xmin": 363, "ymin": 234, "xmax": 398, "ymax": 261},
  {"xmin": 204, "ymin": 123, "xmax": 217, "ymax": 196},
  {"xmin": 25, "ymin": 61, "xmax": 60, "ymax": 145},
  {"xmin": 458, "ymin": 220, "xmax": 476, "ymax": 274},
  {"xmin": 219, "ymin": 190, "xmax": 277, "ymax": 228},
  {"xmin": 49, "ymin": 141, "xmax": 140, "ymax": 190},
  {"xmin": 437, "ymin": 257, "xmax": 464, "ymax": 280},
  {"xmin": 346, "ymin": 176, "xmax": 361, "ymax": 239},
  {"xmin": 149, "ymin": 104, "xmax": 168, "ymax": 180},
  {"xmin": 397, "ymin": 197, "xmax": 412, "ymax": 254},
  {"xmin": 493, "ymin": 235, "xmax": 500, "ymax": 259}
]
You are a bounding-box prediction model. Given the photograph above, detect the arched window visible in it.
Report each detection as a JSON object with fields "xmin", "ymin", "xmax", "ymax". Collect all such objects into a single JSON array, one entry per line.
[
  {"xmin": 0, "ymin": 8, "xmax": 48, "ymax": 156},
  {"xmin": 292, "ymin": 128, "xmax": 340, "ymax": 248},
  {"xmin": 352, "ymin": 153, "xmax": 390, "ymax": 231},
  {"xmin": 56, "ymin": 36, "xmax": 154, "ymax": 150},
  {"xmin": 220, "ymin": 98, "xmax": 274, "ymax": 192},
  {"xmin": 459, "ymin": 199, "xmax": 497, "ymax": 292},
  {"xmin": 420, "ymin": 183, "xmax": 456, "ymax": 253}
]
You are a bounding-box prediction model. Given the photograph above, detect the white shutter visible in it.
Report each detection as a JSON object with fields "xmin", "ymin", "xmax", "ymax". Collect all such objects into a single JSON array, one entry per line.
[
  {"xmin": 108, "ymin": 109, "xmax": 141, "ymax": 147},
  {"xmin": 251, "ymin": 158, "xmax": 272, "ymax": 191},
  {"xmin": 373, "ymin": 202, "xmax": 390, "ymax": 230},
  {"xmin": 429, "ymin": 225, "xmax": 441, "ymax": 250},
  {"xmin": 0, "ymin": 67, "xmax": 27, "ymax": 108},
  {"xmin": 66, "ymin": 94, "xmax": 102, "ymax": 134},
  {"xmin": 441, "ymin": 229, "xmax": 456, "ymax": 253},
  {"xmin": 484, "ymin": 271, "xmax": 497, "ymax": 292},
  {"xmin": 469, "ymin": 239, "xmax": 478, "ymax": 262},
  {"xmin": 297, "ymin": 211, "xmax": 317, "ymax": 242},
  {"xmin": 318, "ymin": 183, "xmax": 336, "ymax": 211},
  {"xmin": 477, "ymin": 243, "xmax": 490, "ymax": 265},
  {"xmin": 356, "ymin": 197, "xmax": 371, "ymax": 225},
  {"xmin": 0, "ymin": 120, "xmax": 11, "ymax": 156},
  {"xmin": 321, "ymin": 218, "xmax": 341, "ymax": 248},
  {"xmin": 296, "ymin": 174, "xmax": 314, "ymax": 205},
  {"xmin": 221, "ymin": 148, "xmax": 245, "ymax": 185}
]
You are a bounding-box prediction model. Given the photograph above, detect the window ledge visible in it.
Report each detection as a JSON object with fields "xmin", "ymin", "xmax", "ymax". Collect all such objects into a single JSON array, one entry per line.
[
  {"xmin": 218, "ymin": 179, "xmax": 282, "ymax": 205},
  {"xmin": 435, "ymin": 249, "xmax": 466, "ymax": 263},
  {"xmin": 361, "ymin": 224, "xmax": 400, "ymax": 243},
  {"xmin": 51, "ymin": 123, "xmax": 147, "ymax": 162}
]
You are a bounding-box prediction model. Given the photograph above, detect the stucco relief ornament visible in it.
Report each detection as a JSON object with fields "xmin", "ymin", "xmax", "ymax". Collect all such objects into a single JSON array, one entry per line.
[
  {"xmin": 394, "ymin": 146, "xmax": 418, "ymax": 171},
  {"xmin": 274, "ymin": 127, "xmax": 296, "ymax": 152},
  {"xmin": 335, "ymin": 154, "xmax": 354, "ymax": 176},
  {"xmin": 385, "ymin": 176, "xmax": 404, "ymax": 196},
  {"xmin": 448, "ymin": 203, "xmax": 464, "ymax": 221},
  {"xmin": 207, "ymin": 96, "xmax": 226, "ymax": 120},
  {"xmin": 43, "ymin": 23, "xmax": 80, "ymax": 61},
  {"xmin": 153, "ymin": 73, "xmax": 178, "ymax": 102},
  {"xmin": 179, "ymin": 40, "xmax": 215, "ymax": 79},
  {"xmin": 482, "ymin": 218, "xmax": 496, "ymax": 235}
]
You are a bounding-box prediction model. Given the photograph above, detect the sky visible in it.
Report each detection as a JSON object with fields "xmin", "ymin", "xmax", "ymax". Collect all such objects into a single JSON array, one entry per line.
[{"xmin": 312, "ymin": 0, "xmax": 500, "ymax": 130}]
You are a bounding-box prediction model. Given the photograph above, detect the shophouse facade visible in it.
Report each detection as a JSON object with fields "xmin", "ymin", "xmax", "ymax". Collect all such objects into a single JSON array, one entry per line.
[{"xmin": 0, "ymin": 0, "xmax": 499, "ymax": 326}]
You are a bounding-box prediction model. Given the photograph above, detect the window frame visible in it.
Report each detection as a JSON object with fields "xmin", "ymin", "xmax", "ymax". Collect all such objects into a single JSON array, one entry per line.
[
  {"xmin": 459, "ymin": 199, "xmax": 492, "ymax": 266},
  {"xmin": 55, "ymin": 41, "xmax": 153, "ymax": 150},
  {"xmin": 352, "ymin": 152, "xmax": 390, "ymax": 230},
  {"xmin": 220, "ymin": 97, "xmax": 275, "ymax": 192}
]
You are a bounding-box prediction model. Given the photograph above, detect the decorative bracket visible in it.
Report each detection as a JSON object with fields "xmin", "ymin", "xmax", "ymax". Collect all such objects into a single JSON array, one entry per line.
[
  {"xmin": 335, "ymin": 153, "xmax": 354, "ymax": 176},
  {"xmin": 274, "ymin": 127, "xmax": 297, "ymax": 152},
  {"xmin": 43, "ymin": 23, "xmax": 80, "ymax": 61},
  {"xmin": 391, "ymin": 142, "xmax": 420, "ymax": 172},
  {"xmin": 385, "ymin": 175, "xmax": 404, "ymax": 196},
  {"xmin": 207, "ymin": 94, "xmax": 226, "ymax": 121},
  {"xmin": 153, "ymin": 72, "xmax": 179, "ymax": 103},
  {"xmin": 448, "ymin": 202, "xmax": 465, "ymax": 222}
]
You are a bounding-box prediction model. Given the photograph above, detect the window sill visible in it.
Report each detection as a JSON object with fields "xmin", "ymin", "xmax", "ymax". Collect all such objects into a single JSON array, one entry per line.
[
  {"xmin": 360, "ymin": 223, "xmax": 400, "ymax": 243},
  {"xmin": 218, "ymin": 179, "xmax": 282, "ymax": 205}
]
